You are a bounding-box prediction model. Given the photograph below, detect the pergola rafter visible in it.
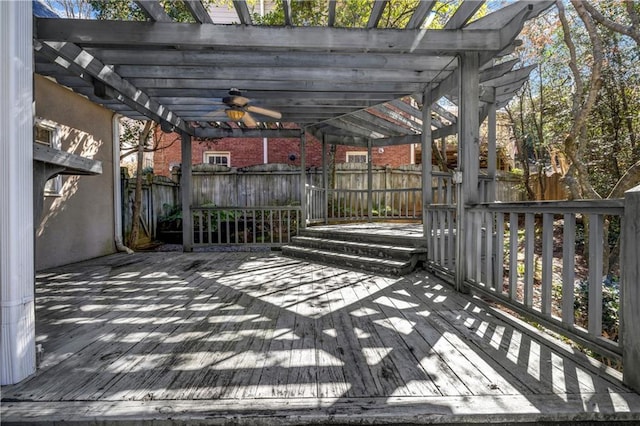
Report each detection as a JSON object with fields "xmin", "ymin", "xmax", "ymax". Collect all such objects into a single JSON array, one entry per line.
[{"xmin": 32, "ymin": 0, "xmax": 552, "ymax": 139}]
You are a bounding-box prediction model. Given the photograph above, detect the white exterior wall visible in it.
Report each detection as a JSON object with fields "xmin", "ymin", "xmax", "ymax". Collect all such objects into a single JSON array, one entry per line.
[
  {"xmin": 0, "ymin": 1, "xmax": 36, "ymax": 385},
  {"xmin": 34, "ymin": 75, "xmax": 117, "ymax": 270}
]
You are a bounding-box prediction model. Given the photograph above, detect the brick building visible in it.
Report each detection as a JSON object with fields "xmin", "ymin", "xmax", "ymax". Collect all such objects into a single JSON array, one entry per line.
[{"xmin": 153, "ymin": 130, "xmax": 415, "ymax": 177}]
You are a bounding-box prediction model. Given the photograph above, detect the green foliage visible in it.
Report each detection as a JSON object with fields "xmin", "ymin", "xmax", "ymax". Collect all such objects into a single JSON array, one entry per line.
[
  {"xmin": 90, "ymin": 0, "xmax": 217, "ymax": 22},
  {"xmin": 574, "ymin": 277, "xmax": 620, "ymax": 342},
  {"xmin": 509, "ymin": 3, "xmax": 640, "ymax": 199},
  {"xmin": 253, "ymin": 0, "xmax": 475, "ymax": 29}
]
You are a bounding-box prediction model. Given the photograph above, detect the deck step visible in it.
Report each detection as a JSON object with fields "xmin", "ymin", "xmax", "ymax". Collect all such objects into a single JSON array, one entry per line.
[
  {"xmin": 298, "ymin": 227, "xmax": 426, "ymax": 248},
  {"xmin": 281, "ymin": 245, "xmax": 415, "ymax": 276},
  {"xmin": 290, "ymin": 236, "xmax": 425, "ymax": 260}
]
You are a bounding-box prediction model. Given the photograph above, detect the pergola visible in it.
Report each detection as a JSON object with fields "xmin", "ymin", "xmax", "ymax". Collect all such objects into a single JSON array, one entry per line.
[
  {"xmin": 31, "ymin": 0, "xmax": 552, "ymax": 250},
  {"xmin": 2, "ymin": 0, "xmax": 558, "ymax": 385}
]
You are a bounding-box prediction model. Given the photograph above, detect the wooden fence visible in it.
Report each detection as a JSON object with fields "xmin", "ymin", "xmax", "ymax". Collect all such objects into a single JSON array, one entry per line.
[
  {"xmin": 122, "ymin": 171, "xmax": 179, "ymax": 245},
  {"xmin": 124, "ymin": 164, "xmax": 528, "ymax": 243}
]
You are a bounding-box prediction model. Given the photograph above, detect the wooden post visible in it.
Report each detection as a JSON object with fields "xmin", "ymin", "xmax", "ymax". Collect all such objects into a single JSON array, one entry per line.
[
  {"xmin": 622, "ymin": 184, "xmax": 640, "ymax": 392},
  {"xmin": 322, "ymin": 134, "xmax": 328, "ymax": 224},
  {"xmin": 422, "ymin": 86, "xmax": 433, "ymax": 238},
  {"xmin": 487, "ymin": 96, "xmax": 497, "ymax": 203},
  {"xmin": 367, "ymin": 139, "xmax": 373, "ymax": 222},
  {"xmin": 1, "ymin": 0, "xmax": 36, "ymax": 385},
  {"xmin": 300, "ymin": 130, "xmax": 307, "ymax": 229},
  {"xmin": 456, "ymin": 52, "xmax": 480, "ymax": 293},
  {"xmin": 180, "ymin": 131, "xmax": 193, "ymax": 251},
  {"xmin": 460, "ymin": 52, "xmax": 480, "ymax": 205}
]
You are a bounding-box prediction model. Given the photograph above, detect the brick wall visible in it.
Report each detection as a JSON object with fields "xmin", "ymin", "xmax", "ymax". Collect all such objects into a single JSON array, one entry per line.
[{"xmin": 153, "ymin": 129, "xmax": 413, "ymax": 177}]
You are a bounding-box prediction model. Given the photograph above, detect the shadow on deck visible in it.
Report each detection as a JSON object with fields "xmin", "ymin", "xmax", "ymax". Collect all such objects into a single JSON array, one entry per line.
[{"xmin": 2, "ymin": 251, "xmax": 639, "ymax": 424}]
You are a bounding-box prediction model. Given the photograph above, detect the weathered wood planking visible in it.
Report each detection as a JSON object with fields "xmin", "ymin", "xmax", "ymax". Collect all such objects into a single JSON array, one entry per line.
[{"xmin": 2, "ymin": 251, "xmax": 638, "ymax": 424}]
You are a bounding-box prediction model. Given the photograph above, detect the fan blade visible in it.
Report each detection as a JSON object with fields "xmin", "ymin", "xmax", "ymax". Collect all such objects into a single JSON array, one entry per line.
[
  {"xmin": 205, "ymin": 110, "xmax": 228, "ymax": 118},
  {"xmin": 246, "ymin": 105, "xmax": 282, "ymax": 119},
  {"xmin": 223, "ymin": 95, "xmax": 250, "ymax": 107},
  {"xmin": 241, "ymin": 112, "xmax": 257, "ymax": 128}
]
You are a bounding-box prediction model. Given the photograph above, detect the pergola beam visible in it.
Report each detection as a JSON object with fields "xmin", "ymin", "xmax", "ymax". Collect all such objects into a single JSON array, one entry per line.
[
  {"xmin": 367, "ymin": 0, "xmax": 389, "ymax": 29},
  {"xmin": 86, "ymin": 48, "xmax": 457, "ymax": 71},
  {"xmin": 35, "ymin": 19, "xmax": 510, "ymax": 54},
  {"xmin": 34, "ymin": 40, "xmax": 192, "ymax": 135},
  {"xmin": 232, "ymin": 0, "xmax": 253, "ymax": 25},
  {"xmin": 134, "ymin": 1, "xmax": 172, "ymax": 22},
  {"xmin": 444, "ymin": 1, "xmax": 485, "ymax": 29},
  {"xmin": 183, "ymin": 0, "xmax": 213, "ymax": 24},
  {"xmin": 282, "ymin": 0, "xmax": 292, "ymax": 26},
  {"xmin": 405, "ymin": 1, "xmax": 435, "ymax": 29},
  {"xmin": 194, "ymin": 128, "xmax": 301, "ymax": 139},
  {"xmin": 126, "ymin": 78, "xmax": 428, "ymax": 93},
  {"xmin": 116, "ymin": 65, "xmax": 443, "ymax": 83}
]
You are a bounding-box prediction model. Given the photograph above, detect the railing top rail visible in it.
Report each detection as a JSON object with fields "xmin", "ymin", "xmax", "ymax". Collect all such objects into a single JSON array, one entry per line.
[
  {"xmin": 192, "ymin": 206, "xmax": 302, "ymax": 211},
  {"xmin": 468, "ymin": 199, "xmax": 624, "ymax": 215}
]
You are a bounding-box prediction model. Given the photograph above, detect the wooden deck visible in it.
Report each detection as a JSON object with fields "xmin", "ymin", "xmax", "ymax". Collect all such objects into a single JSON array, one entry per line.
[{"xmin": 2, "ymin": 251, "xmax": 639, "ymax": 424}]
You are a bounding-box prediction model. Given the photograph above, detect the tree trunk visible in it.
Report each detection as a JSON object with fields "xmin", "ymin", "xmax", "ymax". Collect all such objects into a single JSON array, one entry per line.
[
  {"xmin": 558, "ymin": 0, "xmax": 604, "ymax": 200},
  {"xmin": 128, "ymin": 120, "xmax": 153, "ymax": 248}
]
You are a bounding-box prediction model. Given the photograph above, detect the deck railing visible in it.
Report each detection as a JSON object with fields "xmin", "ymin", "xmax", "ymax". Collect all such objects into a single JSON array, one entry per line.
[
  {"xmin": 191, "ymin": 206, "xmax": 301, "ymax": 246},
  {"xmin": 306, "ymin": 184, "xmax": 326, "ymax": 224},
  {"xmin": 322, "ymin": 187, "xmax": 422, "ymax": 222},
  {"xmin": 427, "ymin": 199, "xmax": 626, "ymax": 360}
]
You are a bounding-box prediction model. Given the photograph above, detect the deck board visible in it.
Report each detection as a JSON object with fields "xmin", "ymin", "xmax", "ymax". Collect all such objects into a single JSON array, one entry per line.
[{"xmin": 2, "ymin": 251, "xmax": 639, "ymax": 424}]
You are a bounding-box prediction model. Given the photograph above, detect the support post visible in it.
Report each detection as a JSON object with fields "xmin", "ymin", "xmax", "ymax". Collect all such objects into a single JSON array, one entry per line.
[
  {"xmin": 367, "ymin": 138, "xmax": 373, "ymax": 222},
  {"xmin": 422, "ymin": 86, "xmax": 433, "ymax": 238},
  {"xmin": 622, "ymin": 184, "xmax": 640, "ymax": 393},
  {"xmin": 180, "ymin": 131, "xmax": 193, "ymax": 251},
  {"xmin": 1, "ymin": 0, "xmax": 36, "ymax": 385},
  {"xmin": 300, "ymin": 131, "xmax": 307, "ymax": 229},
  {"xmin": 455, "ymin": 52, "xmax": 480, "ymax": 293},
  {"xmin": 322, "ymin": 134, "xmax": 328, "ymax": 224},
  {"xmin": 487, "ymin": 96, "xmax": 497, "ymax": 202}
]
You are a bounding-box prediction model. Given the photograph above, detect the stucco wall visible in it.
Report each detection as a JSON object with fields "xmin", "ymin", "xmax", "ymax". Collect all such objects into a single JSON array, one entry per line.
[{"xmin": 34, "ymin": 75, "xmax": 116, "ymax": 270}]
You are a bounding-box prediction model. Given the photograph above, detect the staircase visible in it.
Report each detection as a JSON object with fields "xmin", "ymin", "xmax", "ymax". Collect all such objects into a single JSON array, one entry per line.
[{"xmin": 281, "ymin": 226, "xmax": 426, "ymax": 276}]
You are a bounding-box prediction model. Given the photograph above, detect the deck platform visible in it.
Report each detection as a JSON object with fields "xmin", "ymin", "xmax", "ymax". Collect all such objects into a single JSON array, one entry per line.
[{"xmin": 2, "ymin": 251, "xmax": 639, "ymax": 424}]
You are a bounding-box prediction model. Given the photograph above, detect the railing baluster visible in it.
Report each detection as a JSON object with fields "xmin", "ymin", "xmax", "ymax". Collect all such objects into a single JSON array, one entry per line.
[
  {"xmin": 197, "ymin": 210, "xmax": 203, "ymax": 244},
  {"xmin": 542, "ymin": 213, "xmax": 554, "ymax": 316},
  {"xmin": 509, "ymin": 213, "xmax": 518, "ymax": 301},
  {"xmin": 439, "ymin": 210, "xmax": 446, "ymax": 266},
  {"xmin": 447, "ymin": 210, "xmax": 455, "ymax": 270},
  {"xmin": 473, "ymin": 211, "xmax": 482, "ymax": 283},
  {"xmin": 588, "ymin": 214, "xmax": 604, "ymax": 337},
  {"xmin": 524, "ymin": 213, "xmax": 535, "ymax": 308},
  {"xmin": 562, "ymin": 213, "xmax": 575, "ymax": 327},
  {"xmin": 207, "ymin": 210, "xmax": 212, "ymax": 244},
  {"xmin": 278, "ymin": 209, "xmax": 283, "ymax": 243},
  {"xmin": 495, "ymin": 212, "xmax": 504, "ymax": 293},
  {"xmin": 484, "ymin": 210, "xmax": 494, "ymax": 288}
]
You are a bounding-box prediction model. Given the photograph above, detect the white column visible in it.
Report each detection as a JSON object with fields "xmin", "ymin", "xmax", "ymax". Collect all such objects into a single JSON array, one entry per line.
[{"xmin": 1, "ymin": 1, "xmax": 36, "ymax": 385}]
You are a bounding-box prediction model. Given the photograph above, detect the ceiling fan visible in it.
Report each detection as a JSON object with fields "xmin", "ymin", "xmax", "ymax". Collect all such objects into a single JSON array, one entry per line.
[{"xmin": 208, "ymin": 89, "xmax": 282, "ymax": 127}]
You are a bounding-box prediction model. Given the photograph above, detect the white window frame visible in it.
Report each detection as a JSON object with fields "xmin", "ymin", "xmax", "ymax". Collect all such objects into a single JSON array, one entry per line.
[
  {"xmin": 35, "ymin": 118, "xmax": 63, "ymax": 197},
  {"xmin": 203, "ymin": 151, "xmax": 231, "ymax": 167},
  {"xmin": 346, "ymin": 151, "xmax": 368, "ymax": 163}
]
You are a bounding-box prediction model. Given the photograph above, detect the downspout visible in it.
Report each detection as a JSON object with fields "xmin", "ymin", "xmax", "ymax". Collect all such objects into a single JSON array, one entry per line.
[
  {"xmin": 112, "ymin": 113, "xmax": 133, "ymax": 254},
  {"xmin": 263, "ymin": 137, "xmax": 268, "ymax": 164}
]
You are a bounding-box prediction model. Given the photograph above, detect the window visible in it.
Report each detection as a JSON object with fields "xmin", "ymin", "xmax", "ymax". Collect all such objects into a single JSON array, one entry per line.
[
  {"xmin": 34, "ymin": 119, "xmax": 63, "ymax": 197},
  {"xmin": 203, "ymin": 151, "xmax": 230, "ymax": 167},
  {"xmin": 346, "ymin": 151, "xmax": 368, "ymax": 163}
]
